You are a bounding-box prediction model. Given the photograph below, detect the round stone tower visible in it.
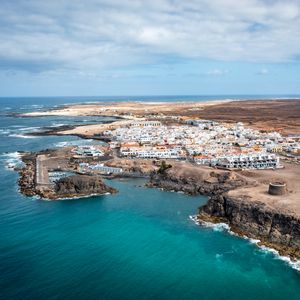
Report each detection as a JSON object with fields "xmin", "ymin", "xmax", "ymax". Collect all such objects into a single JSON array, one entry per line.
[{"xmin": 268, "ymin": 182, "xmax": 286, "ymax": 196}]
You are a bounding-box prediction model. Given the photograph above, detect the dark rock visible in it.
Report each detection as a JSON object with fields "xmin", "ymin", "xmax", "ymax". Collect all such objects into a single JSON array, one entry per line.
[
  {"xmin": 199, "ymin": 194, "xmax": 300, "ymax": 259},
  {"xmin": 54, "ymin": 175, "xmax": 117, "ymax": 197},
  {"xmin": 147, "ymin": 168, "xmax": 300, "ymax": 259},
  {"xmin": 147, "ymin": 170, "xmax": 246, "ymax": 196}
]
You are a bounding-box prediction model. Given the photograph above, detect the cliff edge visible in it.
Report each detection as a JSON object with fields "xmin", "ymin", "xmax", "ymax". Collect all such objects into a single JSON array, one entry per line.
[{"xmin": 148, "ymin": 161, "xmax": 300, "ymax": 259}]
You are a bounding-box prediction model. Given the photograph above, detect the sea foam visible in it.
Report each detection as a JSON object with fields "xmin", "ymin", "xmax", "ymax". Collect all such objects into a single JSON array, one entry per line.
[
  {"xmin": 1, "ymin": 152, "xmax": 24, "ymax": 170},
  {"xmin": 9, "ymin": 134, "xmax": 38, "ymax": 139},
  {"xmin": 189, "ymin": 215, "xmax": 300, "ymax": 272}
]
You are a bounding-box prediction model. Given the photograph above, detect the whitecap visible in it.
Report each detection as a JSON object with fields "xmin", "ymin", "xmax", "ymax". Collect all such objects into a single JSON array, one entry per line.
[
  {"xmin": 50, "ymin": 123, "xmax": 67, "ymax": 127},
  {"xmin": 49, "ymin": 192, "xmax": 106, "ymax": 201},
  {"xmin": 18, "ymin": 126, "xmax": 42, "ymax": 132},
  {"xmin": 258, "ymin": 245, "xmax": 300, "ymax": 272},
  {"xmin": 1, "ymin": 151, "xmax": 22, "ymax": 159},
  {"xmin": 31, "ymin": 104, "xmax": 44, "ymax": 108},
  {"xmin": 212, "ymin": 223, "xmax": 230, "ymax": 232},
  {"xmin": 53, "ymin": 139, "xmax": 94, "ymax": 148},
  {"xmin": 9, "ymin": 134, "xmax": 38, "ymax": 139},
  {"xmin": 189, "ymin": 215, "xmax": 230, "ymax": 232},
  {"xmin": 0, "ymin": 129, "xmax": 11, "ymax": 135},
  {"xmin": 1, "ymin": 151, "xmax": 25, "ymax": 170}
]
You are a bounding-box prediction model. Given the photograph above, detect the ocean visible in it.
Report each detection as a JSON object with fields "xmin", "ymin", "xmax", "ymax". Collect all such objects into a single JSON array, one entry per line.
[{"xmin": 1, "ymin": 96, "xmax": 300, "ymax": 300}]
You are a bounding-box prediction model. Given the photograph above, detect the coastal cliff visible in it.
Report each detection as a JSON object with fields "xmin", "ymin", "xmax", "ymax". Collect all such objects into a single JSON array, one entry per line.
[
  {"xmin": 147, "ymin": 163, "xmax": 300, "ymax": 259},
  {"xmin": 147, "ymin": 166, "xmax": 249, "ymax": 195},
  {"xmin": 199, "ymin": 194, "xmax": 300, "ymax": 259}
]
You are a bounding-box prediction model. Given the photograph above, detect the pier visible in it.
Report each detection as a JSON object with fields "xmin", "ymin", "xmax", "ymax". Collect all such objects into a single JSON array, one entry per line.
[{"xmin": 35, "ymin": 155, "xmax": 50, "ymax": 187}]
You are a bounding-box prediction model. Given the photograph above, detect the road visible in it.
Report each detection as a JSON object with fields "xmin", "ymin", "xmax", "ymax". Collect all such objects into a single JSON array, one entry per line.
[{"xmin": 35, "ymin": 155, "xmax": 50, "ymax": 186}]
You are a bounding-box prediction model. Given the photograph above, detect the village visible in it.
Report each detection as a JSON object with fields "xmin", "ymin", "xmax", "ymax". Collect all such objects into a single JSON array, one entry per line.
[
  {"xmin": 85, "ymin": 119, "xmax": 299, "ymax": 171},
  {"xmin": 19, "ymin": 117, "xmax": 300, "ymax": 200},
  {"xmin": 36, "ymin": 118, "xmax": 299, "ymax": 178}
]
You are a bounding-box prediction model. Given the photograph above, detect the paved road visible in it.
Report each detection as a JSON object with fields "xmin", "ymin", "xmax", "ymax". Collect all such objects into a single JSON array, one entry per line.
[{"xmin": 36, "ymin": 155, "xmax": 50, "ymax": 186}]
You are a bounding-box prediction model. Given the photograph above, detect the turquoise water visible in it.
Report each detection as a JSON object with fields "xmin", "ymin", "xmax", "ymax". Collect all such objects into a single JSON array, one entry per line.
[{"xmin": 1, "ymin": 97, "xmax": 300, "ymax": 300}]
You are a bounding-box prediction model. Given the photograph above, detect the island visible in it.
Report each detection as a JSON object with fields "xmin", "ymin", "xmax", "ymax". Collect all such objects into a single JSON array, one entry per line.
[{"xmin": 14, "ymin": 99, "xmax": 300, "ymax": 260}]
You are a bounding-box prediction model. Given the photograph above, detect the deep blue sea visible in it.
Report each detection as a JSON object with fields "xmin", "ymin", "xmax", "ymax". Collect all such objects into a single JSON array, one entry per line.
[{"xmin": 1, "ymin": 96, "xmax": 300, "ymax": 300}]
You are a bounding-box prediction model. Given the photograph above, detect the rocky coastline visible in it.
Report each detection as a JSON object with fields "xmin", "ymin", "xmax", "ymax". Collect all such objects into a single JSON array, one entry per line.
[
  {"xmin": 17, "ymin": 147, "xmax": 300, "ymax": 259},
  {"xmin": 18, "ymin": 154, "xmax": 117, "ymax": 200},
  {"xmin": 16, "ymin": 150, "xmax": 300, "ymax": 260},
  {"xmin": 147, "ymin": 167, "xmax": 300, "ymax": 260},
  {"xmin": 52, "ymin": 175, "xmax": 117, "ymax": 199},
  {"xmin": 199, "ymin": 194, "xmax": 300, "ymax": 259},
  {"xmin": 147, "ymin": 169, "xmax": 249, "ymax": 195}
]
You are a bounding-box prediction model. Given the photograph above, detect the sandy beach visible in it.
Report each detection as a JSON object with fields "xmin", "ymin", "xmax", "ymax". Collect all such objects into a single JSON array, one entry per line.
[{"xmin": 20, "ymin": 99, "xmax": 300, "ymax": 136}]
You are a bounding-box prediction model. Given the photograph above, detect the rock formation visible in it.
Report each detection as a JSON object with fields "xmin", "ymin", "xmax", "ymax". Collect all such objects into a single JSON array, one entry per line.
[
  {"xmin": 18, "ymin": 153, "xmax": 117, "ymax": 200},
  {"xmin": 199, "ymin": 194, "xmax": 300, "ymax": 259},
  {"xmin": 147, "ymin": 164, "xmax": 300, "ymax": 259},
  {"xmin": 18, "ymin": 155, "xmax": 36, "ymax": 197},
  {"xmin": 147, "ymin": 168, "xmax": 249, "ymax": 195},
  {"xmin": 54, "ymin": 175, "xmax": 117, "ymax": 198}
]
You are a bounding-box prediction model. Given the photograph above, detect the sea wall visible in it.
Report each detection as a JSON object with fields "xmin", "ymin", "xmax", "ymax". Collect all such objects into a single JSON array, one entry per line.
[
  {"xmin": 18, "ymin": 154, "xmax": 117, "ymax": 200},
  {"xmin": 18, "ymin": 155, "xmax": 36, "ymax": 197}
]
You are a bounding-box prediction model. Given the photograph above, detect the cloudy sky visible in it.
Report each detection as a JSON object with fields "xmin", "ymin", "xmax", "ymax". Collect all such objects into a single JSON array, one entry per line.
[{"xmin": 0, "ymin": 0, "xmax": 300, "ymax": 96}]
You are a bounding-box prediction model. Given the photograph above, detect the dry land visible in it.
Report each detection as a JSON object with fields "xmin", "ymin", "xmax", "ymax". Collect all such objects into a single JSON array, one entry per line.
[
  {"xmin": 21, "ymin": 99, "xmax": 300, "ymax": 136},
  {"xmin": 16, "ymin": 98, "xmax": 300, "ymax": 259}
]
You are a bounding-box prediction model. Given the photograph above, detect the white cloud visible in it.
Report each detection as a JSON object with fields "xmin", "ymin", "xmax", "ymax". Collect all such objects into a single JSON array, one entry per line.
[{"xmin": 0, "ymin": 0, "xmax": 300, "ymax": 72}]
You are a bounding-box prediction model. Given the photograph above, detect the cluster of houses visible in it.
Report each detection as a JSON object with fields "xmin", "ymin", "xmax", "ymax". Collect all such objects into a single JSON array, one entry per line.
[
  {"xmin": 72, "ymin": 145, "xmax": 106, "ymax": 158},
  {"xmin": 119, "ymin": 143, "xmax": 186, "ymax": 159},
  {"xmin": 96, "ymin": 119, "xmax": 299, "ymax": 170}
]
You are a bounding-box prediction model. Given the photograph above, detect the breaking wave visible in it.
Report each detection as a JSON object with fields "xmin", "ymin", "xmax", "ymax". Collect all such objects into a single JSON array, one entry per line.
[
  {"xmin": 1, "ymin": 151, "xmax": 24, "ymax": 170},
  {"xmin": 189, "ymin": 215, "xmax": 300, "ymax": 272},
  {"xmin": 0, "ymin": 126, "xmax": 42, "ymax": 137},
  {"xmin": 53, "ymin": 139, "xmax": 94, "ymax": 148},
  {"xmin": 9, "ymin": 134, "xmax": 38, "ymax": 139}
]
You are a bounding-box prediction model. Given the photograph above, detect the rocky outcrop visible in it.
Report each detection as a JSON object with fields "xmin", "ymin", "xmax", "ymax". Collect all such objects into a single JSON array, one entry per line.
[
  {"xmin": 147, "ymin": 166, "xmax": 300, "ymax": 259},
  {"xmin": 18, "ymin": 154, "xmax": 117, "ymax": 199},
  {"xmin": 53, "ymin": 175, "xmax": 117, "ymax": 198},
  {"xmin": 199, "ymin": 194, "xmax": 300, "ymax": 259},
  {"xmin": 147, "ymin": 169, "xmax": 249, "ymax": 195},
  {"xmin": 18, "ymin": 156, "xmax": 36, "ymax": 197}
]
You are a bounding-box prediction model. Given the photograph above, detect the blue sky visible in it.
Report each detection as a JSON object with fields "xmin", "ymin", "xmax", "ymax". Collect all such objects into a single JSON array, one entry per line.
[{"xmin": 0, "ymin": 0, "xmax": 300, "ymax": 96}]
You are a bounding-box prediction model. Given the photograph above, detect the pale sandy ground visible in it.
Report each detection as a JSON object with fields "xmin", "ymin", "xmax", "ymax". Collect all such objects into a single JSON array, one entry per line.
[
  {"xmin": 21, "ymin": 99, "xmax": 300, "ymax": 136},
  {"xmin": 21, "ymin": 99, "xmax": 299, "ymax": 213},
  {"xmin": 57, "ymin": 119, "xmax": 133, "ymax": 135},
  {"xmin": 170, "ymin": 161, "xmax": 300, "ymax": 215},
  {"xmin": 229, "ymin": 162, "xmax": 300, "ymax": 215},
  {"xmin": 21, "ymin": 100, "xmax": 230, "ymax": 117}
]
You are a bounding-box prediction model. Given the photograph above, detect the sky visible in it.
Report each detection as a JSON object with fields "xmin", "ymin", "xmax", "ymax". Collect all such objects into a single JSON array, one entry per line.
[{"xmin": 0, "ymin": 0, "xmax": 300, "ymax": 97}]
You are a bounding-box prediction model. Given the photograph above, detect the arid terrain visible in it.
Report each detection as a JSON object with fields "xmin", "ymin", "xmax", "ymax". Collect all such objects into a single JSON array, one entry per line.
[
  {"xmin": 17, "ymin": 98, "xmax": 300, "ymax": 258},
  {"xmin": 21, "ymin": 99, "xmax": 300, "ymax": 136}
]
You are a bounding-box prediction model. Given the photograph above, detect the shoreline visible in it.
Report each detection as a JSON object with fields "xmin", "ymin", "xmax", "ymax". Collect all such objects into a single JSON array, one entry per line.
[
  {"xmin": 14, "ymin": 143, "xmax": 300, "ymax": 263},
  {"xmin": 17, "ymin": 146, "xmax": 300, "ymax": 262},
  {"xmin": 15, "ymin": 99, "xmax": 232, "ymax": 117},
  {"xmin": 147, "ymin": 162, "xmax": 300, "ymax": 260},
  {"xmin": 9, "ymin": 98, "xmax": 300, "ymax": 265},
  {"xmin": 14, "ymin": 98, "xmax": 300, "ymax": 136},
  {"xmin": 189, "ymin": 215, "xmax": 300, "ymax": 272}
]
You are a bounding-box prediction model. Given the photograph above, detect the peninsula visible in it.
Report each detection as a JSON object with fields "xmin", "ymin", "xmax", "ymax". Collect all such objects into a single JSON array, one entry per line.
[{"xmin": 15, "ymin": 99, "xmax": 300, "ymax": 260}]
